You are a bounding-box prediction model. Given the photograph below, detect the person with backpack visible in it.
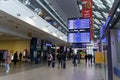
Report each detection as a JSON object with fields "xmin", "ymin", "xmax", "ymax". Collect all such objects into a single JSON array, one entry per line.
[
  {"xmin": 47, "ymin": 53, "xmax": 53, "ymax": 67},
  {"xmin": 56, "ymin": 53, "xmax": 63, "ymax": 68}
]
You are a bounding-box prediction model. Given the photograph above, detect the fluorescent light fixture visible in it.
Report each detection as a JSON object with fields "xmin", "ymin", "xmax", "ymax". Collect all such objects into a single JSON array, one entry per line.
[
  {"xmin": 114, "ymin": 15, "xmax": 116, "ymax": 18},
  {"xmin": 93, "ymin": 11, "xmax": 103, "ymax": 18},
  {"xmin": 52, "ymin": 33, "xmax": 57, "ymax": 37},
  {"xmin": 59, "ymin": 36, "xmax": 62, "ymax": 39},
  {"xmin": 94, "ymin": 24, "xmax": 99, "ymax": 29},
  {"xmin": 102, "ymin": 12, "xmax": 108, "ymax": 18},
  {"xmin": 93, "ymin": 0, "xmax": 106, "ymax": 9},
  {"xmin": 109, "ymin": 23, "xmax": 111, "ymax": 26},
  {"xmin": 105, "ymin": 0, "xmax": 114, "ymax": 8},
  {"xmin": 94, "ymin": 18, "xmax": 101, "ymax": 24},
  {"xmin": 24, "ymin": 0, "xmax": 30, "ymax": 5},
  {"xmin": 29, "ymin": 16, "xmax": 37, "ymax": 19},
  {"xmin": 100, "ymin": 20, "xmax": 104, "ymax": 24},
  {"xmin": 79, "ymin": 5, "xmax": 82, "ymax": 10},
  {"xmin": 94, "ymin": 35, "xmax": 97, "ymax": 38},
  {"xmin": 92, "ymin": 5, "xmax": 95, "ymax": 9}
]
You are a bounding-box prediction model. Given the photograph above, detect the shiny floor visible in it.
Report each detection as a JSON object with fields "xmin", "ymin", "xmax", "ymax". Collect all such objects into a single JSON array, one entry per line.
[{"xmin": 0, "ymin": 61, "xmax": 105, "ymax": 80}]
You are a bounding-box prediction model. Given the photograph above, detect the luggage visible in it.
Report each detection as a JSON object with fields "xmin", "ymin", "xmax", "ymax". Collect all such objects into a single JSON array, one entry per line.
[
  {"xmin": 52, "ymin": 61, "xmax": 55, "ymax": 68},
  {"xmin": 63, "ymin": 62, "xmax": 66, "ymax": 69}
]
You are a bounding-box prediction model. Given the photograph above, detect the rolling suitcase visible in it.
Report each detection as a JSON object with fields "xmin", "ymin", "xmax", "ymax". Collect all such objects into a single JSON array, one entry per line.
[
  {"xmin": 63, "ymin": 62, "xmax": 66, "ymax": 69},
  {"xmin": 52, "ymin": 61, "xmax": 55, "ymax": 68}
]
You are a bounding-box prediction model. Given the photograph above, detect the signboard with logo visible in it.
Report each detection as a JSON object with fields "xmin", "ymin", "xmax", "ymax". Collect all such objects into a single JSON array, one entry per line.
[{"xmin": 82, "ymin": 0, "xmax": 93, "ymax": 40}]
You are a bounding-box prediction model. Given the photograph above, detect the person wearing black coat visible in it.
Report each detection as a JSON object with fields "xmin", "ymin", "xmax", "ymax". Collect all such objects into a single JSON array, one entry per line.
[
  {"xmin": 19, "ymin": 52, "xmax": 22, "ymax": 62},
  {"xmin": 13, "ymin": 51, "xmax": 18, "ymax": 66}
]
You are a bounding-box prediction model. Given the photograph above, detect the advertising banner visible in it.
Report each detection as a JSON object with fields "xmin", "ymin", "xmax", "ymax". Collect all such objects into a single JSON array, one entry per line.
[
  {"xmin": 95, "ymin": 52, "xmax": 104, "ymax": 63},
  {"xmin": 82, "ymin": 0, "xmax": 93, "ymax": 40}
]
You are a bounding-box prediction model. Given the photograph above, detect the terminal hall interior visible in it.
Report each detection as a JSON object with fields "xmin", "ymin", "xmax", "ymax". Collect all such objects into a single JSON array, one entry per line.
[{"xmin": 0, "ymin": 0, "xmax": 120, "ymax": 80}]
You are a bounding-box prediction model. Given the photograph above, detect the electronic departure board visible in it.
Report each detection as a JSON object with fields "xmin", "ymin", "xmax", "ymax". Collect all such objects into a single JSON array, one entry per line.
[
  {"xmin": 68, "ymin": 32, "xmax": 90, "ymax": 43},
  {"xmin": 102, "ymin": 37, "xmax": 107, "ymax": 43},
  {"xmin": 100, "ymin": 23, "xmax": 105, "ymax": 39},
  {"xmin": 118, "ymin": 30, "xmax": 120, "ymax": 42},
  {"xmin": 68, "ymin": 18, "xmax": 90, "ymax": 29}
]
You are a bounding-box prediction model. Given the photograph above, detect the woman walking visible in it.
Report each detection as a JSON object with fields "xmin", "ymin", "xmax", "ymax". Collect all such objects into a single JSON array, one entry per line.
[{"xmin": 5, "ymin": 51, "xmax": 11, "ymax": 73}]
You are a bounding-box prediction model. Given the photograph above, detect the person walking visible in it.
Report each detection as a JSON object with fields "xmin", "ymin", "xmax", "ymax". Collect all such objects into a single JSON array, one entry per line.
[
  {"xmin": 62, "ymin": 53, "xmax": 66, "ymax": 69},
  {"xmin": 13, "ymin": 51, "xmax": 18, "ymax": 66},
  {"xmin": 37, "ymin": 52, "xmax": 41, "ymax": 64},
  {"xmin": 47, "ymin": 53, "xmax": 53, "ymax": 67},
  {"xmin": 4, "ymin": 51, "xmax": 11, "ymax": 73},
  {"xmin": 19, "ymin": 52, "xmax": 22, "ymax": 62},
  {"xmin": 56, "ymin": 53, "xmax": 63, "ymax": 68},
  {"xmin": 73, "ymin": 54, "xmax": 78, "ymax": 66}
]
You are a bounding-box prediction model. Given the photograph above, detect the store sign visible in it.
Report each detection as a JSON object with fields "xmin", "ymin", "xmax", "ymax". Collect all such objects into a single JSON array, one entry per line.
[{"xmin": 82, "ymin": 0, "xmax": 93, "ymax": 40}]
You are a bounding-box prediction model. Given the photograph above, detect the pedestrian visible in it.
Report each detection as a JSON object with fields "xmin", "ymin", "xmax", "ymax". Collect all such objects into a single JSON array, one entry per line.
[
  {"xmin": 85, "ymin": 54, "xmax": 87, "ymax": 63},
  {"xmin": 56, "ymin": 53, "xmax": 63, "ymax": 68},
  {"xmin": 13, "ymin": 51, "xmax": 18, "ymax": 66},
  {"xmin": 19, "ymin": 52, "xmax": 22, "ymax": 62},
  {"xmin": 73, "ymin": 54, "xmax": 78, "ymax": 66},
  {"xmin": 51, "ymin": 53, "xmax": 55, "ymax": 68},
  {"xmin": 62, "ymin": 53, "xmax": 66, "ymax": 69},
  {"xmin": 47, "ymin": 53, "xmax": 53, "ymax": 67},
  {"xmin": 4, "ymin": 51, "xmax": 11, "ymax": 73},
  {"xmin": 37, "ymin": 52, "xmax": 41, "ymax": 64}
]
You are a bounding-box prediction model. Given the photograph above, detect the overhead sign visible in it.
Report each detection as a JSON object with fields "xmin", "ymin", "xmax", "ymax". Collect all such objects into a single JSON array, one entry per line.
[
  {"xmin": 68, "ymin": 18, "xmax": 90, "ymax": 29},
  {"xmin": 68, "ymin": 32, "xmax": 90, "ymax": 43},
  {"xmin": 82, "ymin": 0, "xmax": 93, "ymax": 40}
]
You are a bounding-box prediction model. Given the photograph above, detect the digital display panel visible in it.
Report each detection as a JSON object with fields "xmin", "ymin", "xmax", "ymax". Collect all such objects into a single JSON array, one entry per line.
[
  {"xmin": 100, "ymin": 23, "xmax": 105, "ymax": 39},
  {"xmin": 72, "ymin": 43, "xmax": 86, "ymax": 48},
  {"xmin": 102, "ymin": 37, "xmax": 107, "ymax": 43},
  {"xmin": 118, "ymin": 30, "xmax": 120, "ymax": 42},
  {"xmin": 68, "ymin": 32, "xmax": 90, "ymax": 43},
  {"xmin": 105, "ymin": 16, "xmax": 111, "ymax": 28},
  {"xmin": 68, "ymin": 18, "xmax": 90, "ymax": 29}
]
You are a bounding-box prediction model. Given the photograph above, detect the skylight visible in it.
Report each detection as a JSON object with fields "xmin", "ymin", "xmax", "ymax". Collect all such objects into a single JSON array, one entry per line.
[
  {"xmin": 105, "ymin": 0, "xmax": 115, "ymax": 8},
  {"xmin": 93, "ymin": 0, "xmax": 106, "ymax": 9},
  {"xmin": 93, "ymin": 11, "xmax": 103, "ymax": 18},
  {"xmin": 94, "ymin": 19, "xmax": 101, "ymax": 24},
  {"xmin": 94, "ymin": 24, "xmax": 99, "ymax": 29},
  {"xmin": 102, "ymin": 12, "xmax": 108, "ymax": 18}
]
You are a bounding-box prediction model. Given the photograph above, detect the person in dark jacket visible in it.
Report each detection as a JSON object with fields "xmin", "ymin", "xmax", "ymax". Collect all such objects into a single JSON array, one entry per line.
[
  {"xmin": 85, "ymin": 54, "xmax": 87, "ymax": 63},
  {"xmin": 56, "ymin": 53, "xmax": 63, "ymax": 68},
  {"xmin": 37, "ymin": 52, "xmax": 41, "ymax": 64},
  {"xmin": 19, "ymin": 52, "xmax": 22, "ymax": 62},
  {"xmin": 13, "ymin": 51, "xmax": 18, "ymax": 66},
  {"xmin": 73, "ymin": 54, "xmax": 78, "ymax": 66},
  {"xmin": 62, "ymin": 53, "xmax": 66, "ymax": 69}
]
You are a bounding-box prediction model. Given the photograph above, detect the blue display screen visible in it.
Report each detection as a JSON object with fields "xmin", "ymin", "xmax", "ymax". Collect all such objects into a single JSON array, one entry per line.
[
  {"xmin": 100, "ymin": 23, "xmax": 105, "ymax": 39},
  {"xmin": 68, "ymin": 32, "xmax": 90, "ymax": 43},
  {"xmin": 105, "ymin": 16, "xmax": 111, "ymax": 28},
  {"xmin": 118, "ymin": 30, "xmax": 120, "ymax": 42},
  {"xmin": 68, "ymin": 18, "xmax": 90, "ymax": 29},
  {"xmin": 102, "ymin": 37, "xmax": 107, "ymax": 43}
]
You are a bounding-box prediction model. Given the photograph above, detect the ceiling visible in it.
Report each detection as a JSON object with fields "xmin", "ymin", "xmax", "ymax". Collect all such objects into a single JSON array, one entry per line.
[
  {"xmin": 45, "ymin": 0, "xmax": 115, "ymax": 38},
  {"xmin": 0, "ymin": 0, "xmax": 115, "ymax": 43},
  {"xmin": 0, "ymin": 11, "xmax": 68, "ymax": 45}
]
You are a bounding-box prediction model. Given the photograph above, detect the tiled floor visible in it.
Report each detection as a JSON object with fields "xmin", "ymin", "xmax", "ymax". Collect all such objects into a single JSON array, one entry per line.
[{"xmin": 0, "ymin": 61, "xmax": 105, "ymax": 80}]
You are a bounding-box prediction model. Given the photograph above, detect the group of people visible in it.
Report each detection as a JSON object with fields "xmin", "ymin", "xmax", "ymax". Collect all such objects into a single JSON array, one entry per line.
[
  {"xmin": 1, "ymin": 51, "xmax": 25, "ymax": 73},
  {"xmin": 85, "ymin": 54, "xmax": 93, "ymax": 63},
  {"xmin": 2, "ymin": 50, "xmax": 94, "ymax": 73},
  {"xmin": 47, "ymin": 53, "xmax": 66, "ymax": 69}
]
